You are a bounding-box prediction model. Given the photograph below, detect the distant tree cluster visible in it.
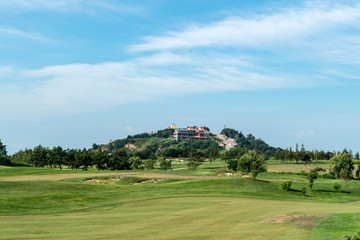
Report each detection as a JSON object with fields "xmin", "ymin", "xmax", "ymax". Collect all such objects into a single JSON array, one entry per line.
[
  {"xmin": 274, "ymin": 144, "xmax": 336, "ymax": 162},
  {"xmin": 10, "ymin": 145, "xmax": 175, "ymax": 171}
]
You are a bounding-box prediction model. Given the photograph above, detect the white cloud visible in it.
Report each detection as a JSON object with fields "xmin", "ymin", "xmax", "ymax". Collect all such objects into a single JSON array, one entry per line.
[
  {"xmin": 0, "ymin": 51, "xmax": 298, "ymax": 119},
  {"xmin": 130, "ymin": 3, "xmax": 360, "ymax": 52},
  {"xmin": 0, "ymin": 0, "xmax": 144, "ymax": 14},
  {"xmin": 0, "ymin": 26, "xmax": 52, "ymax": 42}
]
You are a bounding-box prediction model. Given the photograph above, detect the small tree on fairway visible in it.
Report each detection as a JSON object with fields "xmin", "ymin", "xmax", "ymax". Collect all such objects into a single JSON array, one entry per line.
[
  {"xmin": 129, "ymin": 156, "xmax": 143, "ymax": 169},
  {"xmin": 237, "ymin": 150, "xmax": 266, "ymax": 178},
  {"xmin": 334, "ymin": 182, "xmax": 341, "ymax": 192},
  {"xmin": 307, "ymin": 169, "xmax": 318, "ymax": 190},
  {"xmin": 144, "ymin": 159, "xmax": 156, "ymax": 170},
  {"xmin": 340, "ymin": 168, "xmax": 351, "ymax": 193},
  {"xmin": 329, "ymin": 151, "xmax": 354, "ymax": 178},
  {"xmin": 159, "ymin": 158, "xmax": 171, "ymax": 171},
  {"xmin": 280, "ymin": 180, "xmax": 292, "ymax": 191}
]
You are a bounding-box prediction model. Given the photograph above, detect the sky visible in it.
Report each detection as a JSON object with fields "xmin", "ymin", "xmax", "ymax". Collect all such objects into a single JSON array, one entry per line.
[{"xmin": 1, "ymin": 0, "xmax": 360, "ymax": 154}]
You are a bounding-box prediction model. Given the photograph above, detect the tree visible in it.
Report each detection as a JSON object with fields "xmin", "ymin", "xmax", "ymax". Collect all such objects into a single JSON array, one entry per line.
[
  {"xmin": 355, "ymin": 152, "xmax": 360, "ymax": 160},
  {"xmin": 129, "ymin": 156, "xmax": 143, "ymax": 169},
  {"xmin": 280, "ymin": 180, "xmax": 292, "ymax": 191},
  {"xmin": 340, "ymin": 168, "xmax": 351, "ymax": 193},
  {"xmin": 307, "ymin": 170, "xmax": 318, "ymax": 190},
  {"xmin": 159, "ymin": 158, "xmax": 171, "ymax": 171},
  {"xmin": 50, "ymin": 146, "xmax": 66, "ymax": 169},
  {"xmin": 30, "ymin": 145, "xmax": 49, "ymax": 167},
  {"xmin": 329, "ymin": 151, "xmax": 354, "ymax": 179},
  {"xmin": 93, "ymin": 150, "xmax": 109, "ymax": 170},
  {"xmin": 0, "ymin": 139, "xmax": 7, "ymax": 156},
  {"xmin": 237, "ymin": 150, "xmax": 266, "ymax": 178},
  {"xmin": 109, "ymin": 150, "xmax": 130, "ymax": 170},
  {"xmin": 144, "ymin": 159, "xmax": 156, "ymax": 169}
]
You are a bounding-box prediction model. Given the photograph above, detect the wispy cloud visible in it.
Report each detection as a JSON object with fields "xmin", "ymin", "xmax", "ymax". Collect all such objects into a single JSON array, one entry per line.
[
  {"xmin": 0, "ymin": 26, "xmax": 52, "ymax": 42},
  {"xmin": 0, "ymin": 51, "xmax": 298, "ymax": 119},
  {"xmin": 130, "ymin": 3, "xmax": 360, "ymax": 52},
  {"xmin": 0, "ymin": 0, "xmax": 145, "ymax": 14}
]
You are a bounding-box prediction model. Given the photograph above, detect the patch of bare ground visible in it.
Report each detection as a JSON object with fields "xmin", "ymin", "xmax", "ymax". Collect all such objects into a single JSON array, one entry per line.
[{"xmin": 263, "ymin": 213, "xmax": 330, "ymax": 229}]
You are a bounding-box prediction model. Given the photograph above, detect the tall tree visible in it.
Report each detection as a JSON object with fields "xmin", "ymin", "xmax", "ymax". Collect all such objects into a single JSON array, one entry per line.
[
  {"xmin": 0, "ymin": 139, "xmax": 7, "ymax": 156},
  {"xmin": 329, "ymin": 151, "xmax": 354, "ymax": 179}
]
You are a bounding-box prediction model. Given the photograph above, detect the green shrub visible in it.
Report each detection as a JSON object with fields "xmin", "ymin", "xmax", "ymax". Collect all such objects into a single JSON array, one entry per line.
[
  {"xmin": 159, "ymin": 158, "xmax": 171, "ymax": 171},
  {"xmin": 322, "ymin": 173, "xmax": 335, "ymax": 179},
  {"xmin": 334, "ymin": 182, "xmax": 341, "ymax": 192},
  {"xmin": 187, "ymin": 160, "xmax": 201, "ymax": 170},
  {"xmin": 144, "ymin": 159, "xmax": 156, "ymax": 170},
  {"xmin": 301, "ymin": 187, "xmax": 306, "ymax": 196},
  {"xmin": 314, "ymin": 167, "xmax": 326, "ymax": 172},
  {"xmin": 280, "ymin": 180, "xmax": 292, "ymax": 191},
  {"xmin": 342, "ymin": 231, "xmax": 360, "ymax": 240}
]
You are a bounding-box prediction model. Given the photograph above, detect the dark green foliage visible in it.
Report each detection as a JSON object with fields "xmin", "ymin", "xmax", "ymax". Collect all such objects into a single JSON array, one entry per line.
[
  {"xmin": 280, "ymin": 180, "xmax": 292, "ymax": 191},
  {"xmin": 237, "ymin": 150, "xmax": 266, "ymax": 178},
  {"xmin": 135, "ymin": 148, "xmax": 152, "ymax": 159},
  {"xmin": 187, "ymin": 160, "xmax": 201, "ymax": 170},
  {"xmin": 155, "ymin": 128, "xmax": 174, "ymax": 138},
  {"xmin": 129, "ymin": 156, "xmax": 143, "ymax": 169},
  {"xmin": 307, "ymin": 169, "xmax": 318, "ymax": 190},
  {"xmin": 0, "ymin": 139, "xmax": 7, "ymax": 156},
  {"xmin": 159, "ymin": 158, "xmax": 171, "ymax": 171},
  {"xmin": 220, "ymin": 128, "xmax": 277, "ymax": 158},
  {"xmin": 322, "ymin": 173, "xmax": 335, "ymax": 179},
  {"xmin": 30, "ymin": 145, "xmax": 50, "ymax": 167},
  {"xmin": 340, "ymin": 168, "xmax": 351, "ymax": 193},
  {"xmin": 301, "ymin": 187, "xmax": 306, "ymax": 196},
  {"xmin": 329, "ymin": 151, "xmax": 354, "ymax": 179},
  {"xmin": 109, "ymin": 150, "xmax": 131, "ymax": 170},
  {"xmin": 227, "ymin": 159, "xmax": 238, "ymax": 171},
  {"xmin": 343, "ymin": 232, "xmax": 360, "ymax": 240},
  {"xmin": 334, "ymin": 182, "xmax": 341, "ymax": 192},
  {"xmin": 92, "ymin": 150, "xmax": 109, "ymax": 170},
  {"xmin": 144, "ymin": 159, "xmax": 156, "ymax": 169}
]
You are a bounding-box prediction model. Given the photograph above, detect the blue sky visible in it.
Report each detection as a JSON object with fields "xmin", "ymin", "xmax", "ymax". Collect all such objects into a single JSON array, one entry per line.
[{"xmin": 1, "ymin": 0, "xmax": 360, "ymax": 154}]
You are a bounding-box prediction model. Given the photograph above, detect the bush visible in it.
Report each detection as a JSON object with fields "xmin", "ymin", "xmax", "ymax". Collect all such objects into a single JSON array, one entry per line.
[
  {"xmin": 342, "ymin": 231, "xmax": 360, "ymax": 240},
  {"xmin": 314, "ymin": 167, "xmax": 326, "ymax": 172},
  {"xmin": 159, "ymin": 158, "xmax": 171, "ymax": 171},
  {"xmin": 334, "ymin": 182, "xmax": 341, "ymax": 192},
  {"xmin": 301, "ymin": 187, "xmax": 306, "ymax": 196},
  {"xmin": 227, "ymin": 159, "xmax": 238, "ymax": 171},
  {"xmin": 322, "ymin": 173, "xmax": 335, "ymax": 179},
  {"xmin": 187, "ymin": 160, "xmax": 201, "ymax": 170},
  {"xmin": 129, "ymin": 156, "xmax": 143, "ymax": 169},
  {"xmin": 280, "ymin": 180, "xmax": 292, "ymax": 191},
  {"xmin": 144, "ymin": 159, "xmax": 156, "ymax": 170}
]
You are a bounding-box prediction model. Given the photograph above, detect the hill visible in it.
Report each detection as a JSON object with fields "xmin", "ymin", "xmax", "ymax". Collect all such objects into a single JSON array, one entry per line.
[{"xmin": 95, "ymin": 127, "xmax": 281, "ymax": 159}]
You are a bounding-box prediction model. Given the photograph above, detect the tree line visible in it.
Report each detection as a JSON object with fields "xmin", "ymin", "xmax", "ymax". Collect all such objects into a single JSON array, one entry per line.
[{"xmin": 10, "ymin": 145, "xmax": 175, "ymax": 171}]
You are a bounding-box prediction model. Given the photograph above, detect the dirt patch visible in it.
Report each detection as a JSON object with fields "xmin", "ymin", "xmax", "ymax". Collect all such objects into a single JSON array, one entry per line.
[
  {"xmin": 263, "ymin": 213, "xmax": 330, "ymax": 229},
  {"xmin": 267, "ymin": 164, "xmax": 329, "ymax": 173}
]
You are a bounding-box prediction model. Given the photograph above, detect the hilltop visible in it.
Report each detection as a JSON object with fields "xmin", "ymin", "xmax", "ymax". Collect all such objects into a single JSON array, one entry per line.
[{"xmin": 94, "ymin": 126, "xmax": 281, "ymax": 159}]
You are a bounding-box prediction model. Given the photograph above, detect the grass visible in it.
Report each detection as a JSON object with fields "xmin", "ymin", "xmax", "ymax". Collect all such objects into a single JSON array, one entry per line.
[{"xmin": 1, "ymin": 161, "xmax": 360, "ymax": 239}]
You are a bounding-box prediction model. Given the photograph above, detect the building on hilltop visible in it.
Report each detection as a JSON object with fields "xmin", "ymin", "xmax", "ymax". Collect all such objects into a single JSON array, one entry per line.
[{"xmin": 172, "ymin": 125, "xmax": 211, "ymax": 141}]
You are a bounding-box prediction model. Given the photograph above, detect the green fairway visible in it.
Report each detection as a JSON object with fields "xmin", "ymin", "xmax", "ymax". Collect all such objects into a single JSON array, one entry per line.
[
  {"xmin": 2, "ymin": 196, "xmax": 360, "ymax": 240},
  {"xmin": 2, "ymin": 163, "xmax": 360, "ymax": 239}
]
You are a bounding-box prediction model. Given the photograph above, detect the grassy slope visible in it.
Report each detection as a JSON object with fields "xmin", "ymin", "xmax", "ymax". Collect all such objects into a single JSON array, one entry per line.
[{"xmin": 1, "ymin": 162, "xmax": 360, "ymax": 239}]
